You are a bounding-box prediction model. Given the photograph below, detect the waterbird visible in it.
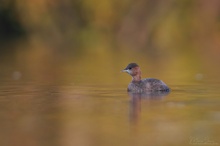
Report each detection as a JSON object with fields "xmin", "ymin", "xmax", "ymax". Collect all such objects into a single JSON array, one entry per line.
[{"xmin": 122, "ymin": 63, "xmax": 170, "ymax": 93}]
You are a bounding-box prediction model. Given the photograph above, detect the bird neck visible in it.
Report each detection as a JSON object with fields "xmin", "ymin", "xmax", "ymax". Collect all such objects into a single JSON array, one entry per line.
[{"xmin": 132, "ymin": 68, "xmax": 142, "ymax": 82}]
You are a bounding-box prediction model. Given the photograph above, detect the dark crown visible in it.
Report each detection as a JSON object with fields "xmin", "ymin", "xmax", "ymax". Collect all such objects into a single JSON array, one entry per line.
[{"xmin": 124, "ymin": 63, "xmax": 139, "ymax": 70}]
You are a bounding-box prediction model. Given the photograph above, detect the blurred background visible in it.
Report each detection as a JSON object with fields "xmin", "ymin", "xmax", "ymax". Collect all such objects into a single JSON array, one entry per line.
[
  {"xmin": 1, "ymin": 0, "xmax": 220, "ymax": 84},
  {"xmin": 1, "ymin": 1, "xmax": 220, "ymax": 146}
]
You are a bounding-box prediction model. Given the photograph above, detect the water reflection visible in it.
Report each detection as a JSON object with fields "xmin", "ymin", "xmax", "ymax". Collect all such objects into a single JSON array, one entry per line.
[
  {"xmin": 129, "ymin": 91, "xmax": 170, "ymax": 124},
  {"xmin": 1, "ymin": 80, "xmax": 220, "ymax": 146},
  {"xmin": 0, "ymin": 81, "xmax": 61, "ymax": 146}
]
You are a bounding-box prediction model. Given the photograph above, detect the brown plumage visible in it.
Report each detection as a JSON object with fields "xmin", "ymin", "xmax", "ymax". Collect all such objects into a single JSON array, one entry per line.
[{"xmin": 122, "ymin": 63, "xmax": 170, "ymax": 93}]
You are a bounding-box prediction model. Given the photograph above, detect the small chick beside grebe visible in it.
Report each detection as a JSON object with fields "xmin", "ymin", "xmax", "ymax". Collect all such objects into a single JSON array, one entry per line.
[{"xmin": 122, "ymin": 63, "xmax": 170, "ymax": 93}]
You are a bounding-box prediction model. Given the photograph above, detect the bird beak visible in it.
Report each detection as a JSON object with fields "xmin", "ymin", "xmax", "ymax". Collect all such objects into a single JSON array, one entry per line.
[{"xmin": 121, "ymin": 69, "xmax": 128, "ymax": 73}]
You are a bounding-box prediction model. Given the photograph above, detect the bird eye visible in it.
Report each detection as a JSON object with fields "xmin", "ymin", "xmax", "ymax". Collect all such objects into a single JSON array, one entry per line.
[{"xmin": 128, "ymin": 68, "xmax": 131, "ymax": 70}]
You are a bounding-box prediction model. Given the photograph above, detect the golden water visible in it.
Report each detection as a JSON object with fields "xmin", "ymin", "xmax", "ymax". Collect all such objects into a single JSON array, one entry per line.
[{"xmin": 0, "ymin": 79, "xmax": 220, "ymax": 146}]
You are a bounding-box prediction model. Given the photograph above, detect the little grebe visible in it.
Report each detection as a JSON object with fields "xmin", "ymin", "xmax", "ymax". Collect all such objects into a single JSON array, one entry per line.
[{"xmin": 122, "ymin": 63, "xmax": 170, "ymax": 92}]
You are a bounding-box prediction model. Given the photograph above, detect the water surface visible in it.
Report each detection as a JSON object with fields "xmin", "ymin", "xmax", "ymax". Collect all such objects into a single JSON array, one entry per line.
[{"xmin": 0, "ymin": 79, "xmax": 220, "ymax": 146}]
